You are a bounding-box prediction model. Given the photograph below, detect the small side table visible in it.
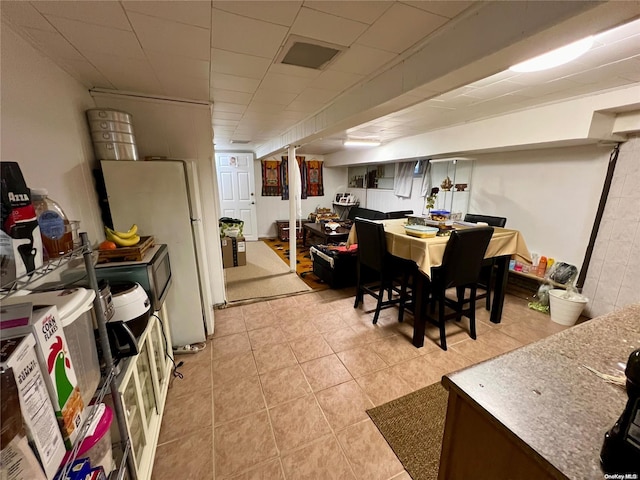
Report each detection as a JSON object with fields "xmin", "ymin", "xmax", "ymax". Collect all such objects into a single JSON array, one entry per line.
[
  {"xmin": 333, "ymin": 201, "xmax": 359, "ymax": 221},
  {"xmin": 275, "ymin": 219, "xmax": 310, "ymax": 241}
]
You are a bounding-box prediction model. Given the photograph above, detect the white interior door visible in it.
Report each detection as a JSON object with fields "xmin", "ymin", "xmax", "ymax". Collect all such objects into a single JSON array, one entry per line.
[{"xmin": 215, "ymin": 153, "xmax": 258, "ymax": 241}]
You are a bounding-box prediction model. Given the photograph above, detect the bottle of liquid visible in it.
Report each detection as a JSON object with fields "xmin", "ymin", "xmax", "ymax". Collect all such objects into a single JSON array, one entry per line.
[
  {"xmin": 30, "ymin": 188, "xmax": 73, "ymax": 259},
  {"xmin": 536, "ymin": 256, "xmax": 548, "ymax": 277}
]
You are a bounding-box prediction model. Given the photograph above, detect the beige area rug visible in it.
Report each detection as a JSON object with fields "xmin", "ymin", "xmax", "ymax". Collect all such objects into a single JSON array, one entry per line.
[
  {"xmin": 367, "ymin": 382, "xmax": 449, "ymax": 480},
  {"xmin": 224, "ymin": 240, "xmax": 312, "ymax": 303}
]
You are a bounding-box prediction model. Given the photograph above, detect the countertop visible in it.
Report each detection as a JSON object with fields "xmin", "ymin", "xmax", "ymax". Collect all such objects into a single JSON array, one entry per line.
[{"xmin": 442, "ymin": 304, "xmax": 640, "ymax": 479}]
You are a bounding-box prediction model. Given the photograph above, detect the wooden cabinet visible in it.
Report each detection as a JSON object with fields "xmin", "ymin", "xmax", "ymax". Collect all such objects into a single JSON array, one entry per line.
[{"xmin": 116, "ymin": 304, "xmax": 173, "ymax": 480}]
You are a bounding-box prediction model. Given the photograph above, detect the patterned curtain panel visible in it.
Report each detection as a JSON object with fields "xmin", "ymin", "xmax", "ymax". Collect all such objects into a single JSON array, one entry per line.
[
  {"xmin": 261, "ymin": 160, "xmax": 281, "ymax": 196},
  {"xmin": 298, "ymin": 156, "xmax": 308, "ymax": 199},
  {"xmin": 306, "ymin": 160, "xmax": 324, "ymax": 196},
  {"xmin": 280, "ymin": 156, "xmax": 289, "ymax": 200}
]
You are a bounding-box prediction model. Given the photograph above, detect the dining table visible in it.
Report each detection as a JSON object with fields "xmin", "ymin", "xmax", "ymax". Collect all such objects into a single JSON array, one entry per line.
[{"xmin": 348, "ymin": 218, "xmax": 532, "ymax": 347}]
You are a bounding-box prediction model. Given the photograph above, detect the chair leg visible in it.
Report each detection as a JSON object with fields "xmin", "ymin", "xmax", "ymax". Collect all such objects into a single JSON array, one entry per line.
[
  {"xmin": 354, "ymin": 262, "xmax": 363, "ymax": 308},
  {"xmin": 438, "ymin": 291, "xmax": 447, "ymax": 351},
  {"xmin": 372, "ymin": 285, "xmax": 385, "ymax": 325},
  {"xmin": 469, "ymin": 287, "xmax": 477, "ymax": 340},
  {"xmin": 455, "ymin": 286, "xmax": 465, "ymax": 321},
  {"xmin": 398, "ymin": 271, "xmax": 409, "ymax": 323}
]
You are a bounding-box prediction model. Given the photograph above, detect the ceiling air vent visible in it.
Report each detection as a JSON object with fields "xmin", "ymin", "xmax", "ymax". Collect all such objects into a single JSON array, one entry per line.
[{"xmin": 276, "ymin": 35, "xmax": 346, "ymax": 71}]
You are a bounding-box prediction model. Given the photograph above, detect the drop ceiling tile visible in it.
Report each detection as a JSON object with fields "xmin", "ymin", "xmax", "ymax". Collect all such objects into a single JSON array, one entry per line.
[
  {"xmin": 127, "ymin": 12, "xmax": 209, "ymax": 60},
  {"xmin": 303, "ymin": 1, "xmax": 392, "ymax": 25},
  {"xmin": 295, "ymin": 87, "xmax": 339, "ymax": 103},
  {"xmin": 517, "ymin": 78, "xmax": 579, "ymax": 98},
  {"xmin": 19, "ymin": 27, "xmax": 85, "ymax": 61},
  {"xmin": 213, "ymin": 118, "xmax": 240, "ymax": 127},
  {"xmin": 467, "ymin": 80, "xmax": 524, "ymax": 99},
  {"xmin": 356, "ymin": 3, "xmax": 447, "ymax": 54},
  {"xmin": 403, "ymin": 1, "xmax": 475, "ymax": 19},
  {"xmin": 213, "ymin": 103, "xmax": 248, "ymax": 114},
  {"xmin": 268, "ymin": 62, "xmax": 324, "ymax": 79},
  {"xmin": 210, "ymin": 49, "xmax": 271, "ymax": 79},
  {"xmin": 44, "ymin": 16, "xmax": 145, "ymax": 59},
  {"xmin": 595, "ymin": 18, "xmax": 640, "ymax": 44},
  {"xmin": 147, "ymin": 52, "xmax": 209, "ymax": 79},
  {"xmin": 212, "ymin": 9, "xmax": 289, "ymax": 59},
  {"xmin": 32, "ymin": 1, "xmax": 131, "ymax": 30},
  {"xmin": 290, "ymin": 7, "xmax": 369, "ymax": 46},
  {"xmin": 435, "ymin": 85, "xmax": 480, "ymax": 101},
  {"xmin": 159, "ymin": 75, "xmax": 210, "ymax": 101},
  {"xmin": 90, "ymin": 54, "xmax": 164, "ymax": 94},
  {"xmin": 252, "ymin": 89, "xmax": 298, "ymax": 105},
  {"xmin": 1, "ymin": 2, "xmax": 56, "ymax": 31},
  {"xmin": 285, "ymin": 100, "xmax": 325, "ymax": 113},
  {"xmin": 329, "ymin": 43, "xmax": 397, "ymax": 76},
  {"xmin": 582, "ymin": 34, "xmax": 640, "ymax": 66},
  {"xmin": 122, "ymin": 1, "xmax": 211, "ymax": 28},
  {"xmin": 246, "ymin": 102, "xmax": 287, "ymax": 114},
  {"xmin": 212, "ymin": 111, "xmax": 242, "ymax": 122},
  {"xmin": 57, "ymin": 58, "xmax": 113, "ymax": 89},
  {"xmin": 259, "ymin": 72, "xmax": 316, "ymax": 94},
  {"xmin": 309, "ymin": 69, "xmax": 363, "ymax": 91},
  {"xmin": 210, "ymin": 89, "xmax": 254, "ymax": 105},
  {"xmin": 214, "ymin": 1, "xmax": 301, "ymax": 26},
  {"xmin": 211, "ymin": 73, "xmax": 260, "ymax": 93}
]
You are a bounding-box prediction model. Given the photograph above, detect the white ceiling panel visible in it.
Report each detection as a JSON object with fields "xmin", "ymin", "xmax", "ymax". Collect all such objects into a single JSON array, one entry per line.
[
  {"xmin": 211, "ymin": 73, "xmax": 261, "ymax": 94},
  {"xmin": 356, "ymin": 3, "xmax": 448, "ymax": 54},
  {"xmin": 329, "ymin": 43, "xmax": 397, "ymax": 75},
  {"xmin": 303, "ymin": 1, "xmax": 392, "ymax": 25},
  {"xmin": 252, "ymin": 89, "xmax": 298, "ymax": 105},
  {"xmin": 210, "ymin": 49, "xmax": 271, "ymax": 79},
  {"xmin": 289, "ymin": 7, "xmax": 368, "ymax": 46},
  {"xmin": 211, "ymin": 8, "xmax": 289, "ymax": 59},
  {"xmin": 212, "ymin": 111, "xmax": 243, "ymax": 121},
  {"xmin": 245, "ymin": 102, "xmax": 286, "ymax": 114},
  {"xmin": 267, "ymin": 62, "xmax": 323, "ymax": 79},
  {"xmin": 32, "ymin": 1, "xmax": 131, "ymax": 31},
  {"xmin": 0, "ymin": 2, "xmax": 56, "ymax": 31},
  {"xmin": 57, "ymin": 58, "xmax": 114, "ymax": 89},
  {"xmin": 147, "ymin": 52, "xmax": 209, "ymax": 80},
  {"xmin": 309, "ymin": 69, "xmax": 364, "ymax": 91},
  {"xmin": 285, "ymin": 100, "xmax": 325, "ymax": 113},
  {"xmin": 158, "ymin": 75, "xmax": 210, "ymax": 101},
  {"xmin": 213, "ymin": 103, "xmax": 248, "ymax": 114},
  {"xmin": 209, "ymin": 89, "xmax": 254, "ymax": 105},
  {"xmin": 44, "ymin": 16, "xmax": 145, "ymax": 59},
  {"xmin": 214, "ymin": 1, "xmax": 301, "ymax": 26},
  {"xmin": 403, "ymin": 1, "xmax": 476, "ymax": 19},
  {"xmin": 122, "ymin": 1, "xmax": 211, "ymax": 28},
  {"xmin": 468, "ymin": 80, "xmax": 525, "ymax": 100},
  {"xmin": 90, "ymin": 54, "xmax": 164, "ymax": 94},
  {"xmin": 127, "ymin": 12, "xmax": 209, "ymax": 60},
  {"xmin": 259, "ymin": 72, "xmax": 316, "ymax": 94},
  {"xmin": 19, "ymin": 27, "xmax": 85, "ymax": 61},
  {"xmin": 295, "ymin": 87, "xmax": 340, "ymax": 103}
]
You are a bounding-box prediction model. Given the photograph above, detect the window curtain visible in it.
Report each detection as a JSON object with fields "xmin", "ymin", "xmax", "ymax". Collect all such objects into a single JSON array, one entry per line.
[
  {"xmin": 394, "ymin": 161, "xmax": 416, "ymax": 198},
  {"xmin": 420, "ymin": 159, "xmax": 432, "ymax": 197},
  {"xmin": 261, "ymin": 160, "xmax": 281, "ymax": 196}
]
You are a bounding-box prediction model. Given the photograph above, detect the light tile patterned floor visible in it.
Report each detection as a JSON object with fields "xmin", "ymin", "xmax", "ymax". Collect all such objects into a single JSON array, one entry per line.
[{"xmin": 151, "ymin": 289, "xmax": 570, "ymax": 479}]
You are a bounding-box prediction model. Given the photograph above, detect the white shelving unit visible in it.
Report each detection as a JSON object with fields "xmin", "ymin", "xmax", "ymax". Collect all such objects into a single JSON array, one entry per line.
[
  {"xmin": 0, "ymin": 233, "xmax": 134, "ymax": 480},
  {"xmin": 430, "ymin": 158, "xmax": 474, "ymax": 218}
]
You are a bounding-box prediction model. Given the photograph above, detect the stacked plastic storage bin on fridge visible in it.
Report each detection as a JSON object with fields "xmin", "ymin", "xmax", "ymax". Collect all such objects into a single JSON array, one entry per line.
[{"xmin": 86, "ymin": 108, "xmax": 139, "ymax": 161}]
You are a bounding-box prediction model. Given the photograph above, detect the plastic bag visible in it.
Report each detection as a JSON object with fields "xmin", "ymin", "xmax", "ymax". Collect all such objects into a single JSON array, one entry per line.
[
  {"xmin": 528, "ymin": 283, "xmax": 552, "ymax": 313},
  {"xmin": 219, "ymin": 217, "xmax": 244, "ymax": 238},
  {"xmin": 545, "ymin": 262, "xmax": 578, "ymax": 285}
]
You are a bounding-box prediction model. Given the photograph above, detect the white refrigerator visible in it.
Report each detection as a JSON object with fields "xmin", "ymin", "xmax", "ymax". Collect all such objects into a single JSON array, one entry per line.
[{"xmin": 101, "ymin": 159, "xmax": 214, "ymax": 347}]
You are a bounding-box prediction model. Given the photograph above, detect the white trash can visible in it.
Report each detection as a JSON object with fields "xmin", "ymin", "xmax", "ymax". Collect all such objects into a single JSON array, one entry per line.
[{"xmin": 548, "ymin": 289, "xmax": 588, "ymax": 326}]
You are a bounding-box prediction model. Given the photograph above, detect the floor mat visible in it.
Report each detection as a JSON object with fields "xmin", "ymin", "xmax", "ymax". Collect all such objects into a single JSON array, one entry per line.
[{"xmin": 262, "ymin": 238, "xmax": 330, "ymax": 291}]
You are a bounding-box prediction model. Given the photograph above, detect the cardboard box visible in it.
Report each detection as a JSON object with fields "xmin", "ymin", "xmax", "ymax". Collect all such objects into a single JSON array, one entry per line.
[
  {"xmin": 0, "ymin": 330, "xmax": 66, "ymax": 479},
  {"xmin": 1, "ymin": 303, "xmax": 85, "ymax": 449},
  {"xmin": 221, "ymin": 236, "xmax": 246, "ymax": 268}
]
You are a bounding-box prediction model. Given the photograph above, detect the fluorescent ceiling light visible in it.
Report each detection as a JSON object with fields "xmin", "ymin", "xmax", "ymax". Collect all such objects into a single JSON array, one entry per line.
[
  {"xmin": 343, "ymin": 139, "xmax": 381, "ymax": 147},
  {"xmin": 509, "ymin": 36, "xmax": 594, "ymax": 72}
]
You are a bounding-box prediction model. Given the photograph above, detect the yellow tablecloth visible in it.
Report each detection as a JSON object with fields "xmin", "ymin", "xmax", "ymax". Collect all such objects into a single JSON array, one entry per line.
[{"xmin": 348, "ymin": 218, "xmax": 531, "ymax": 276}]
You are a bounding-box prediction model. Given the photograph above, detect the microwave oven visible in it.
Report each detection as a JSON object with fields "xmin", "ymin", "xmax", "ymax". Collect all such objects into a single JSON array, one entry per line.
[{"xmin": 94, "ymin": 243, "xmax": 172, "ymax": 312}]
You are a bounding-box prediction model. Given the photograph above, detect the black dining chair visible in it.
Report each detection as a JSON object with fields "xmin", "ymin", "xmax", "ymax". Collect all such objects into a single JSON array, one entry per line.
[
  {"xmin": 385, "ymin": 210, "xmax": 413, "ymax": 219},
  {"xmin": 464, "ymin": 213, "xmax": 507, "ymax": 311},
  {"xmin": 423, "ymin": 226, "xmax": 494, "ymax": 350},
  {"xmin": 353, "ymin": 218, "xmax": 416, "ymax": 324}
]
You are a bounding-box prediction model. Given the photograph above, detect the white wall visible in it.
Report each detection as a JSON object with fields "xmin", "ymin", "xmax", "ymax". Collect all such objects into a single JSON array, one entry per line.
[
  {"xmin": 469, "ymin": 145, "xmax": 610, "ymax": 269},
  {"xmin": 254, "ymin": 156, "xmax": 348, "ymax": 238},
  {"xmin": 0, "ymin": 25, "xmax": 103, "ymax": 243},
  {"xmin": 583, "ymin": 136, "xmax": 640, "ymax": 318}
]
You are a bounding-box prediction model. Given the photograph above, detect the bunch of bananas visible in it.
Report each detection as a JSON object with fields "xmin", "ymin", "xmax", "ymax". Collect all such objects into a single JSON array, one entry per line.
[{"xmin": 104, "ymin": 224, "xmax": 140, "ymax": 247}]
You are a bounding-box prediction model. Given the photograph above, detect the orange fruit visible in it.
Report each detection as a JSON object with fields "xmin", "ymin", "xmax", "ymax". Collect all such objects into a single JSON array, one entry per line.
[{"xmin": 99, "ymin": 240, "xmax": 117, "ymax": 250}]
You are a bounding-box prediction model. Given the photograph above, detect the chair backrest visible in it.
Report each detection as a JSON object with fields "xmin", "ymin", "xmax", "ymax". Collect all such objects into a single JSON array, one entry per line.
[
  {"xmin": 385, "ymin": 210, "xmax": 414, "ymax": 219},
  {"xmin": 464, "ymin": 213, "xmax": 507, "ymax": 227},
  {"xmin": 437, "ymin": 227, "xmax": 494, "ymax": 288},
  {"xmin": 348, "ymin": 207, "xmax": 386, "ymax": 221},
  {"xmin": 354, "ymin": 218, "xmax": 387, "ymax": 273}
]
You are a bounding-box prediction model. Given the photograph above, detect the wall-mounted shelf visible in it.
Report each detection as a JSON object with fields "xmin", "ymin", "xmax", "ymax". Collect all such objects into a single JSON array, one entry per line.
[{"xmin": 429, "ymin": 158, "xmax": 474, "ymax": 217}]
